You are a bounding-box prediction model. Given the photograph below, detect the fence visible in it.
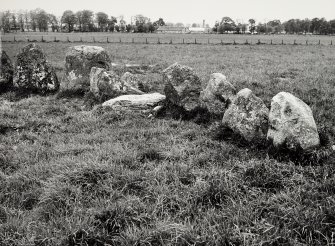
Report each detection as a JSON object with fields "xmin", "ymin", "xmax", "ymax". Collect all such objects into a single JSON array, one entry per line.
[{"xmin": 1, "ymin": 35, "xmax": 334, "ymax": 46}]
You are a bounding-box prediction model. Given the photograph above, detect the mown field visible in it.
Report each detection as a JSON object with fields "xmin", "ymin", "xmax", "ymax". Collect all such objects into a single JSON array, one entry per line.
[
  {"xmin": 2, "ymin": 32, "xmax": 335, "ymax": 45},
  {"xmin": 0, "ymin": 41, "xmax": 335, "ymax": 245}
]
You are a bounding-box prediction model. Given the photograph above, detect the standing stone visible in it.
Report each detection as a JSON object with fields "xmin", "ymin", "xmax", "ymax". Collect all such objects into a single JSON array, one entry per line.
[
  {"xmin": 90, "ymin": 67, "xmax": 144, "ymax": 99},
  {"xmin": 13, "ymin": 43, "xmax": 59, "ymax": 93},
  {"xmin": 200, "ymin": 73, "xmax": 236, "ymax": 116},
  {"xmin": 267, "ymin": 92, "xmax": 320, "ymax": 150},
  {"xmin": 0, "ymin": 50, "xmax": 14, "ymax": 90},
  {"xmin": 222, "ymin": 88, "xmax": 269, "ymax": 142},
  {"xmin": 64, "ymin": 46, "xmax": 110, "ymax": 90},
  {"xmin": 163, "ymin": 63, "xmax": 202, "ymax": 111}
]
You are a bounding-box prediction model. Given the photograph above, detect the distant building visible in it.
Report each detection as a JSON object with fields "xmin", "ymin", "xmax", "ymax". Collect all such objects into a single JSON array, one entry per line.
[
  {"xmin": 188, "ymin": 27, "xmax": 211, "ymax": 33},
  {"xmin": 156, "ymin": 26, "xmax": 190, "ymax": 34}
]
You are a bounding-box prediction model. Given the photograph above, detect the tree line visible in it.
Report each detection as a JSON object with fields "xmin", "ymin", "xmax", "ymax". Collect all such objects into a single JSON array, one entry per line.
[
  {"xmin": 213, "ymin": 17, "xmax": 335, "ymax": 35},
  {"xmin": 0, "ymin": 9, "xmax": 166, "ymax": 33},
  {"xmin": 1, "ymin": 8, "xmax": 335, "ymax": 35}
]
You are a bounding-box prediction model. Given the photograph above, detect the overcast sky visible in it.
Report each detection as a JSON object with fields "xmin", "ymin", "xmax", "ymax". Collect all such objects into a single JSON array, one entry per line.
[{"xmin": 1, "ymin": 0, "xmax": 334, "ymax": 26}]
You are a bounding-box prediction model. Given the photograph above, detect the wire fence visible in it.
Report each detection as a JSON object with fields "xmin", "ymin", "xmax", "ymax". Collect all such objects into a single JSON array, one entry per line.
[{"xmin": 1, "ymin": 35, "xmax": 334, "ymax": 46}]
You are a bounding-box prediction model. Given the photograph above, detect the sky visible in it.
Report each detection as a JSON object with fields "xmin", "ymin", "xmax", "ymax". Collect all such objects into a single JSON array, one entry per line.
[{"xmin": 1, "ymin": 0, "xmax": 334, "ymax": 26}]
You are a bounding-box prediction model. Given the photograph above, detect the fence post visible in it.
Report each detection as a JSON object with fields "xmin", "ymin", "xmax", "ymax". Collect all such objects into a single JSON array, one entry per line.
[
  {"xmin": 306, "ymin": 40, "xmax": 308, "ymax": 45},
  {"xmin": 270, "ymin": 40, "xmax": 272, "ymax": 45},
  {"xmin": 120, "ymin": 38, "xmax": 122, "ymax": 43},
  {"xmin": 14, "ymin": 36, "xmax": 16, "ymax": 42},
  {"xmin": 245, "ymin": 39, "xmax": 248, "ymax": 45},
  {"xmin": 41, "ymin": 36, "xmax": 44, "ymax": 42},
  {"xmin": 80, "ymin": 37, "xmax": 83, "ymax": 42},
  {"xmin": 221, "ymin": 39, "xmax": 223, "ymax": 45},
  {"xmin": 257, "ymin": 39, "xmax": 261, "ymax": 45},
  {"xmin": 54, "ymin": 36, "xmax": 57, "ymax": 42},
  {"xmin": 183, "ymin": 38, "xmax": 184, "ymax": 44},
  {"xmin": 107, "ymin": 37, "xmax": 109, "ymax": 43},
  {"xmin": 132, "ymin": 38, "xmax": 134, "ymax": 43},
  {"xmin": 170, "ymin": 39, "xmax": 172, "ymax": 44},
  {"xmin": 195, "ymin": 38, "xmax": 196, "ymax": 44},
  {"xmin": 331, "ymin": 40, "xmax": 333, "ymax": 45},
  {"xmin": 67, "ymin": 36, "xmax": 70, "ymax": 42},
  {"xmin": 146, "ymin": 38, "xmax": 148, "ymax": 44},
  {"xmin": 157, "ymin": 38, "xmax": 160, "ymax": 44},
  {"xmin": 233, "ymin": 40, "xmax": 236, "ymax": 45},
  {"xmin": 282, "ymin": 39, "xmax": 284, "ymax": 45},
  {"xmin": 318, "ymin": 40, "xmax": 320, "ymax": 45},
  {"xmin": 294, "ymin": 40, "xmax": 296, "ymax": 45},
  {"xmin": 93, "ymin": 37, "xmax": 95, "ymax": 43}
]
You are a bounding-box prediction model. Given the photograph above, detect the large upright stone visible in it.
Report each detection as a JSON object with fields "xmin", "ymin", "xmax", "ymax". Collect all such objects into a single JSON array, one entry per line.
[
  {"xmin": 200, "ymin": 73, "xmax": 236, "ymax": 116},
  {"xmin": 90, "ymin": 67, "xmax": 144, "ymax": 99},
  {"xmin": 222, "ymin": 88, "xmax": 269, "ymax": 142},
  {"xmin": 267, "ymin": 92, "xmax": 320, "ymax": 150},
  {"xmin": 13, "ymin": 43, "xmax": 59, "ymax": 93},
  {"xmin": 64, "ymin": 46, "xmax": 110, "ymax": 90},
  {"xmin": 0, "ymin": 50, "xmax": 14, "ymax": 90},
  {"xmin": 163, "ymin": 63, "xmax": 202, "ymax": 111}
]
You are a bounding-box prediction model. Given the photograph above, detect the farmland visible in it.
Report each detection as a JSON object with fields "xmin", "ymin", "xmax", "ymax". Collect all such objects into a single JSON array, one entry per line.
[
  {"xmin": 1, "ymin": 32, "xmax": 335, "ymax": 45},
  {"xmin": 0, "ymin": 39, "xmax": 335, "ymax": 245}
]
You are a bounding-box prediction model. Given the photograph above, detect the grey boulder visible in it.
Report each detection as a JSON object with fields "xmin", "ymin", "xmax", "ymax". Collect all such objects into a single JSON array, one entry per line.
[
  {"xmin": 267, "ymin": 92, "xmax": 320, "ymax": 150},
  {"xmin": 222, "ymin": 88, "xmax": 269, "ymax": 142}
]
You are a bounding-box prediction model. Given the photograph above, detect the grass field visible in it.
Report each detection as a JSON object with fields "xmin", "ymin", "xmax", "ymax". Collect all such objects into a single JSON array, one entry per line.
[
  {"xmin": 1, "ymin": 32, "xmax": 335, "ymax": 46},
  {"xmin": 0, "ymin": 41, "xmax": 335, "ymax": 245}
]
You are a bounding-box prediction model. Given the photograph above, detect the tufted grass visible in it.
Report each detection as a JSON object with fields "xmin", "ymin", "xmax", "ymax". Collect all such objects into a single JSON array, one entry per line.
[{"xmin": 0, "ymin": 42, "xmax": 334, "ymax": 245}]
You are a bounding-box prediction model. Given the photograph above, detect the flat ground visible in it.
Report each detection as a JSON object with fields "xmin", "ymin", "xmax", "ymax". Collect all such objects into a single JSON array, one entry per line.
[
  {"xmin": 2, "ymin": 32, "xmax": 335, "ymax": 45},
  {"xmin": 0, "ymin": 41, "xmax": 335, "ymax": 245}
]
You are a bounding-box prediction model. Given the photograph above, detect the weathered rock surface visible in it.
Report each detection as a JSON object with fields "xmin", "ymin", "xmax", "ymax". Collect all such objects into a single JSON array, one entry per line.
[
  {"xmin": 0, "ymin": 50, "xmax": 14, "ymax": 90},
  {"xmin": 200, "ymin": 73, "xmax": 236, "ymax": 116},
  {"xmin": 222, "ymin": 88, "xmax": 269, "ymax": 142},
  {"xmin": 64, "ymin": 46, "xmax": 110, "ymax": 90},
  {"xmin": 90, "ymin": 67, "xmax": 144, "ymax": 99},
  {"xmin": 163, "ymin": 63, "xmax": 202, "ymax": 111},
  {"xmin": 13, "ymin": 43, "xmax": 59, "ymax": 93},
  {"xmin": 102, "ymin": 93, "xmax": 166, "ymax": 111},
  {"xmin": 267, "ymin": 92, "xmax": 320, "ymax": 150},
  {"xmin": 121, "ymin": 72, "xmax": 146, "ymax": 92}
]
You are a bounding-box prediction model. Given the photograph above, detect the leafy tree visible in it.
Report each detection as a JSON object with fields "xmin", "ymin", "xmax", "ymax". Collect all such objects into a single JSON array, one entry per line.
[
  {"xmin": 329, "ymin": 19, "xmax": 335, "ymax": 34},
  {"xmin": 17, "ymin": 11, "xmax": 25, "ymax": 31},
  {"xmin": 81, "ymin": 10, "xmax": 93, "ymax": 32},
  {"xmin": 96, "ymin": 12, "xmax": 109, "ymax": 31},
  {"xmin": 119, "ymin": 19, "xmax": 126, "ymax": 32},
  {"xmin": 114, "ymin": 24, "xmax": 120, "ymax": 32},
  {"xmin": 134, "ymin": 14, "xmax": 150, "ymax": 33},
  {"xmin": 248, "ymin": 19, "xmax": 256, "ymax": 33},
  {"xmin": 61, "ymin": 10, "xmax": 77, "ymax": 32},
  {"xmin": 147, "ymin": 22, "xmax": 155, "ymax": 32},
  {"xmin": 48, "ymin": 14, "xmax": 59, "ymax": 32},
  {"xmin": 0, "ymin": 11, "xmax": 11, "ymax": 32},
  {"xmin": 29, "ymin": 10, "xmax": 38, "ymax": 31},
  {"xmin": 11, "ymin": 13, "xmax": 17, "ymax": 31},
  {"xmin": 126, "ymin": 24, "xmax": 132, "ymax": 32},
  {"xmin": 267, "ymin": 20, "xmax": 282, "ymax": 33},
  {"xmin": 134, "ymin": 14, "xmax": 149, "ymax": 26},
  {"xmin": 107, "ymin": 16, "xmax": 117, "ymax": 32},
  {"xmin": 36, "ymin": 9, "xmax": 49, "ymax": 32},
  {"xmin": 241, "ymin": 24, "xmax": 247, "ymax": 33},
  {"xmin": 220, "ymin": 17, "xmax": 236, "ymax": 32},
  {"xmin": 153, "ymin": 18, "xmax": 165, "ymax": 27},
  {"xmin": 212, "ymin": 21, "xmax": 219, "ymax": 32}
]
